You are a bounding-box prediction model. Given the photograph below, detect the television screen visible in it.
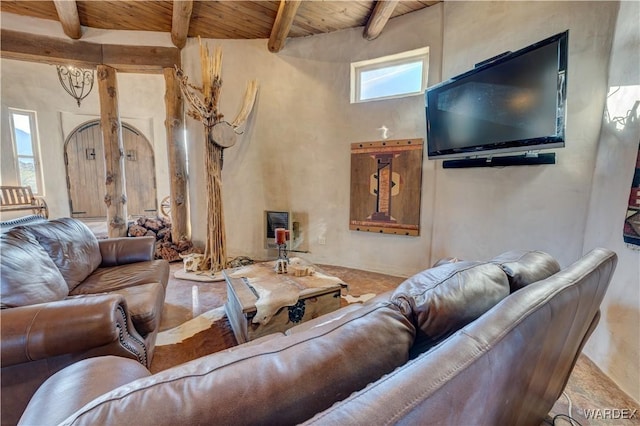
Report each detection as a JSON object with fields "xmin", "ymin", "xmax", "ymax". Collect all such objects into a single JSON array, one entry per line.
[{"xmin": 426, "ymin": 31, "xmax": 568, "ymax": 160}]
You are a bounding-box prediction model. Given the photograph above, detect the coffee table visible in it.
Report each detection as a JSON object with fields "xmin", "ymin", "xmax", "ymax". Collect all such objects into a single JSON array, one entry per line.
[{"xmin": 223, "ymin": 258, "xmax": 345, "ymax": 343}]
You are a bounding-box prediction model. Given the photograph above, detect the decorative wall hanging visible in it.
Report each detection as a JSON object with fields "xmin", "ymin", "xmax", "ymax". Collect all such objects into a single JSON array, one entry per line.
[
  {"xmin": 623, "ymin": 138, "xmax": 640, "ymax": 249},
  {"xmin": 349, "ymin": 139, "xmax": 423, "ymax": 236},
  {"xmin": 176, "ymin": 38, "xmax": 258, "ymax": 274}
]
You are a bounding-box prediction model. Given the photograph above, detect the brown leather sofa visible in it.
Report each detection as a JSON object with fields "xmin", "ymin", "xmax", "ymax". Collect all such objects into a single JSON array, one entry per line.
[
  {"xmin": 17, "ymin": 248, "xmax": 616, "ymax": 426},
  {"xmin": 0, "ymin": 217, "xmax": 169, "ymax": 426}
]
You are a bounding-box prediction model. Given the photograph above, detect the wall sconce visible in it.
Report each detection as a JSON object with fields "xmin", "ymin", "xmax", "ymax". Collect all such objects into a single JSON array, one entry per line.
[{"xmin": 56, "ymin": 65, "xmax": 94, "ymax": 107}]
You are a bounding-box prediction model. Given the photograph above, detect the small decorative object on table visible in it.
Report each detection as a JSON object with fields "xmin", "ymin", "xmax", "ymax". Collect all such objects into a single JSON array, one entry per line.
[{"xmin": 274, "ymin": 228, "xmax": 290, "ymax": 273}]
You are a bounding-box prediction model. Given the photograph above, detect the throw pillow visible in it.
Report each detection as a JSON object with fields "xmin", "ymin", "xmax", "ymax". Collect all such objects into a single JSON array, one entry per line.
[
  {"xmin": 490, "ymin": 250, "xmax": 560, "ymax": 292},
  {"xmin": 22, "ymin": 218, "xmax": 102, "ymax": 292},
  {"xmin": 1, "ymin": 228, "xmax": 69, "ymax": 308},
  {"xmin": 391, "ymin": 261, "xmax": 509, "ymax": 356}
]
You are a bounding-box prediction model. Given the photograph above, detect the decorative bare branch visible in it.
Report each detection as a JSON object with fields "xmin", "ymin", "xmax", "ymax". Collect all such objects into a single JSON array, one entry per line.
[
  {"xmin": 173, "ymin": 41, "xmax": 258, "ymax": 274},
  {"xmin": 232, "ymin": 80, "xmax": 258, "ymax": 129}
]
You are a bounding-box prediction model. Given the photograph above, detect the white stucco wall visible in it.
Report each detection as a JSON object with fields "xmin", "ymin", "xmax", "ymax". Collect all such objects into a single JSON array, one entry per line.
[{"xmin": 582, "ymin": 0, "xmax": 640, "ymax": 402}]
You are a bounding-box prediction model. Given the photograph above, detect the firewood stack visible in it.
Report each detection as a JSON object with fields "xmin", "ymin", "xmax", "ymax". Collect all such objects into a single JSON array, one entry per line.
[{"xmin": 127, "ymin": 216, "xmax": 197, "ymax": 262}]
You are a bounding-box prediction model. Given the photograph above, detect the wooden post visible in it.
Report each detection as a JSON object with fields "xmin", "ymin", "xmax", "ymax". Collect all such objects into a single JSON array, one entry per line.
[
  {"xmin": 163, "ymin": 67, "xmax": 189, "ymax": 242},
  {"xmin": 97, "ymin": 64, "xmax": 128, "ymax": 237}
]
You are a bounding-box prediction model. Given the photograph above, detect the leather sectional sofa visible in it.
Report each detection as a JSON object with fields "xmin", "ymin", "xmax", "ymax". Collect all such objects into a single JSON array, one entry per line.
[
  {"xmin": 17, "ymin": 248, "xmax": 616, "ymax": 426},
  {"xmin": 0, "ymin": 217, "xmax": 169, "ymax": 426}
]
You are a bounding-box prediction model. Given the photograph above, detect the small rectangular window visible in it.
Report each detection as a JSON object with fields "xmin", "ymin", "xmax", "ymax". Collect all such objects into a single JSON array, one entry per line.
[
  {"xmin": 9, "ymin": 109, "xmax": 43, "ymax": 195},
  {"xmin": 351, "ymin": 47, "xmax": 429, "ymax": 103}
]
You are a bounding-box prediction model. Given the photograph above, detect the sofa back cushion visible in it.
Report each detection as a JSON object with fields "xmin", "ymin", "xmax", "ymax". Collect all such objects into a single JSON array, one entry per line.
[
  {"xmin": 23, "ymin": 218, "xmax": 102, "ymax": 292},
  {"xmin": 0, "ymin": 228, "xmax": 69, "ymax": 308},
  {"xmin": 303, "ymin": 249, "xmax": 617, "ymax": 426},
  {"xmin": 490, "ymin": 250, "xmax": 560, "ymax": 292},
  {"xmin": 391, "ymin": 261, "xmax": 509, "ymax": 355},
  {"xmin": 40, "ymin": 303, "xmax": 415, "ymax": 426}
]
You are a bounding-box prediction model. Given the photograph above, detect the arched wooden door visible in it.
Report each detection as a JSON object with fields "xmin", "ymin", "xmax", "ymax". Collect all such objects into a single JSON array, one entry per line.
[{"xmin": 65, "ymin": 120, "xmax": 158, "ymax": 219}]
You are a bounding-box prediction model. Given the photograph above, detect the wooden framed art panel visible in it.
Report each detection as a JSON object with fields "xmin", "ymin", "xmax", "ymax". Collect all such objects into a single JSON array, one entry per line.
[{"xmin": 349, "ymin": 138, "xmax": 423, "ymax": 236}]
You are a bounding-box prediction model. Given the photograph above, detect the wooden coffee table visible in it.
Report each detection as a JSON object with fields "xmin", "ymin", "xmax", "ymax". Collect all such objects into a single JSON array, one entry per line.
[{"xmin": 223, "ymin": 258, "xmax": 345, "ymax": 343}]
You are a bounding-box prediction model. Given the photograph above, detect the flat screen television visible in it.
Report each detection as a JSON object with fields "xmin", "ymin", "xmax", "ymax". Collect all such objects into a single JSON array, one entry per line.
[{"xmin": 425, "ymin": 30, "xmax": 568, "ymax": 165}]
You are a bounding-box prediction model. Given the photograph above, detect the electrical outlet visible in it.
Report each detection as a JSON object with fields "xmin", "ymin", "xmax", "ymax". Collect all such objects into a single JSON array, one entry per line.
[{"xmin": 318, "ymin": 237, "xmax": 326, "ymax": 245}]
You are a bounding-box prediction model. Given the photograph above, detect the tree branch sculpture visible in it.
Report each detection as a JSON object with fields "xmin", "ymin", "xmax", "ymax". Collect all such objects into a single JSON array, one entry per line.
[{"xmin": 176, "ymin": 39, "xmax": 258, "ymax": 273}]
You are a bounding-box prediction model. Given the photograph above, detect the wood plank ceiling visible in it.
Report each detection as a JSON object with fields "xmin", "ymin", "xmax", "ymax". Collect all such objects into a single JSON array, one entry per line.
[{"xmin": 1, "ymin": 1, "xmax": 440, "ymax": 52}]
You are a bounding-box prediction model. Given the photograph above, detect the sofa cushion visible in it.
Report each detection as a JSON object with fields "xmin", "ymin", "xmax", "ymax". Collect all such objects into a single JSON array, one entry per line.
[
  {"xmin": 22, "ymin": 218, "xmax": 102, "ymax": 292},
  {"xmin": 108, "ymin": 282, "xmax": 165, "ymax": 336},
  {"xmin": 391, "ymin": 261, "xmax": 509, "ymax": 354},
  {"xmin": 490, "ymin": 250, "xmax": 560, "ymax": 292},
  {"xmin": 38, "ymin": 302, "xmax": 414, "ymax": 426},
  {"xmin": 70, "ymin": 260, "xmax": 169, "ymax": 295},
  {"xmin": 0, "ymin": 229, "xmax": 69, "ymax": 308}
]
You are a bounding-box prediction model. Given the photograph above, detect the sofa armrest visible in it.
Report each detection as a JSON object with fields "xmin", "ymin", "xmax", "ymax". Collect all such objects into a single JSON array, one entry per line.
[
  {"xmin": 19, "ymin": 356, "xmax": 152, "ymax": 426},
  {"xmin": 1, "ymin": 295, "xmax": 147, "ymax": 367},
  {"xmin": 99, "ymin": 236, "xmax": 155, "ymax": 266}
]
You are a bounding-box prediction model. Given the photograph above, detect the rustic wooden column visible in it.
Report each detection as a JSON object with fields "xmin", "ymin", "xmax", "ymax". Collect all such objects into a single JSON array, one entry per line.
[
  {"xmin": 163, "ymin": 67, "xmax": 189, "ymax": 242},
  {"xmin": 97, "ymin": 64, "xmax": 128, "ymax": 237}
]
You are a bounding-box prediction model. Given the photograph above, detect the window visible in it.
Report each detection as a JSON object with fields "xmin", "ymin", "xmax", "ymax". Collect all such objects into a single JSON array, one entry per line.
[
  {"xmin": 9, "ymin": 109, "xmax": 43, "ymax": 194},
  {"xmin": 351, "ymin": 47, "xmax": 429, "ymax": 103}
]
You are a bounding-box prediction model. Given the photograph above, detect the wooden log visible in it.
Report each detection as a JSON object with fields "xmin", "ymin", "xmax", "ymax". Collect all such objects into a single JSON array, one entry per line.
[
  {"xmin": 97, "ymin": 65, "xmax": 128, "ymax": 237},
  {"xmin": 363, "ymin": 0, "xmax": 399, "ymax": 41},
  {"xmin": 268, "ymin": 0, "xmax": 302, "ymax": 53},
  {"xmin": 171, "ymin": 0, "xmax": 193, "ymax": 49},
  {"xmin": 1, "ymin": 29, "xmax": 100, "ymax": 68},
  {"xmin": 163, "ymin": 67, "xmax": 189, "ymax": 242},
  {"xmin": 101, "ymin": 44, "xmax": 181, "ymax": 73},
  {"xmin": 53, "ymin": 0, "xmax": 82, "ymax": 40},
  {"xmin": 0, "ymin": 30, "xmax": 179, "ymax": 74}
]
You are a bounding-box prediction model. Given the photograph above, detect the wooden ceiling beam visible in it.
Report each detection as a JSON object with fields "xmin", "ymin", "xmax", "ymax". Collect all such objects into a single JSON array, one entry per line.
[
  {"xmin": 0, "ymin": 30, "xmax": 180, "ymax": 74},
  {"xmin": 268, "ymin": 0, "xmax": 302, "ymax": 53},
  {"xmin": 53, "ymin": 0, "xmax": 82, "ymax": 40},
  {"xmin": 363, "ymin": 0, "xmax": 399, "ymax": 41},
  {"xmin": 171, "ymin": 0, "xmax": 193, "ymax": 49},
  {"xmin": 0, "ymin": 29, "xmax": 99, "ymax": 67},
  {"xmin": 102, "ymin": 44, "xmax": 181, "ymax": 73}
]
